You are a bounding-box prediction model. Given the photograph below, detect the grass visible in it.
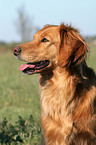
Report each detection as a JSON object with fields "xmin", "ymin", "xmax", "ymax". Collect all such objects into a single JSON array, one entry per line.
[
  {"xmin": 0, "ymin": 52, "xmax": 40, "ymax": 119},
  {"xmin": 0, "ymin": 45, "xmax": 96, "ymax": 144},
  {"xmin": 0, "ymin": 51, "xmax": 42, "ymax": 144}
]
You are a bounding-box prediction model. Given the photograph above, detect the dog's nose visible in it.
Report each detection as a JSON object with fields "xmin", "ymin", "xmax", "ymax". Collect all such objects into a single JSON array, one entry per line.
[{"xmin": 13, "ymin": 46, "xmax": 22, "ymax": 56}]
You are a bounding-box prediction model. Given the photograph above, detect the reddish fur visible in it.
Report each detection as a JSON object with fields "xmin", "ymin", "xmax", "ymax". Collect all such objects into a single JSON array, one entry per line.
[
  {"xmin": 14, "ymin": 24, "xmax": 96, "ymax": 145},
  {"xmin": 59, "ymin": 24, "xmax": 88, "ymax": 68}
]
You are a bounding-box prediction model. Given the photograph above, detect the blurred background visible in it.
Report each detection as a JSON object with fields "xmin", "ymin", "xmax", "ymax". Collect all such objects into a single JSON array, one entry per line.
[{"xmin": 0, "ymin": 0, "xmax": 96, "ymax": 144}]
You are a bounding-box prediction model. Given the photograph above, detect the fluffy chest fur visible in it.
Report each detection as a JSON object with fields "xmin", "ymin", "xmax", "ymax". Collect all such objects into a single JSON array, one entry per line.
[
  {"xmin": 40, "ymin": 68, "xmax": 75, "ymax": 118},
  {"xmin": 40, "ymin": 67, "xmax": 77, "ymax": 144}
]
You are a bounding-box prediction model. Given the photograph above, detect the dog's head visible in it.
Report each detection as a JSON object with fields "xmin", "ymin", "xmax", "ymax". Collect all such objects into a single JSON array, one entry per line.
[{"xmin": 13, "ymin": 24, "xmax": 88, "ymax": 75}]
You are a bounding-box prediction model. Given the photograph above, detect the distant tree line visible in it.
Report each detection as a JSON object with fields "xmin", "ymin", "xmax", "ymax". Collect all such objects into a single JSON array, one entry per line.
[
  {"xmin": 0, "ymin": 35, "xmax": 96, "ymax": 52},
  {"xmin": 85, "ymin": 36, "xmax": 96, "ymax": 45}
]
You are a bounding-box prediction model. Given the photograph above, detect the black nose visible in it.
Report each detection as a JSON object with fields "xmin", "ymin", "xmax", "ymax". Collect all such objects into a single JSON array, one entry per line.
[{"xmin": 13, "ymin": 46, "xmax": 22, "ymax": 56}]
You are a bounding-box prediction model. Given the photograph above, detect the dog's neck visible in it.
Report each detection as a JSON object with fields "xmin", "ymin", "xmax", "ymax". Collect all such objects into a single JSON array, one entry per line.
[{"xmin": 39, "ymin": 66, "xmax": 76, "ymax": 118}]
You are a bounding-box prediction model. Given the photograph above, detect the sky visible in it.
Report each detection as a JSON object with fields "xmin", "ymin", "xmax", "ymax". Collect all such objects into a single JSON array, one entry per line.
[{"xmin": 0, "ymin": 0, "xmax": 96, "ymax": 42}]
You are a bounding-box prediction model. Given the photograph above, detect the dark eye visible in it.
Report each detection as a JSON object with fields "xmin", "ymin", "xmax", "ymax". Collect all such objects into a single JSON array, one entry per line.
[{"xmin": 41, "ymin": 38, "xmax": 49, "ymax": 42}]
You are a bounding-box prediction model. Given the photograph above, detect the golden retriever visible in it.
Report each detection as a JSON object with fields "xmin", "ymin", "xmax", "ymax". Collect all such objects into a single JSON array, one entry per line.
[{"xmin": 13, "ymin": 24, "xmax": 96, "ymax": 145}]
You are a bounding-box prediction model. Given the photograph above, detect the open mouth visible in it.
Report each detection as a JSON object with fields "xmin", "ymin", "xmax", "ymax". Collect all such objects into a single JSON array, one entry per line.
[{"xmin": 19, "ymin": 60, "xmax": 50, "ymax": 75}]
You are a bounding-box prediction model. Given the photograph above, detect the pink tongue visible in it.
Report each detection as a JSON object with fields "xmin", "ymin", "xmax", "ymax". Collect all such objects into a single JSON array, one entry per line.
[{"xmin": 19, "ymin": 64, "xmax": 35, "ymax": 71}]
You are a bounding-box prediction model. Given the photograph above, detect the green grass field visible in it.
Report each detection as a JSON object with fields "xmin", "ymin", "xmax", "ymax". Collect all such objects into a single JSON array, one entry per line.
[
  {"xmin": 0, "ymin": 51, "xmax": 42, "ymax": 144},
  {"xmin": 0, "ymin": 45, "xmax": 96, "ymax": 144},
  {"xmin": 0, "ymin": 52, "xmax": 40, "ymax": 122}
]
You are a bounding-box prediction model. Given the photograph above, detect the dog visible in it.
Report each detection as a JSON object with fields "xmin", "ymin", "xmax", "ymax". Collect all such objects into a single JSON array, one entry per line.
[{"xmin": 13, "ymin": 24, "xmax": 96, "ymax": 145}]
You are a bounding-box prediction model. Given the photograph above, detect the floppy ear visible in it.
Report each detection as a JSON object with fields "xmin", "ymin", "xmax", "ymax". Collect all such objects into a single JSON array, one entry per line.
[{"xmin": 58, "ymin": 24, "xmax": 87, "ymax": 68}]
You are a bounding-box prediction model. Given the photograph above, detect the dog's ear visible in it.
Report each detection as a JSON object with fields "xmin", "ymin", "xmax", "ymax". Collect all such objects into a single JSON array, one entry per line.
[{"xmin": 58, "ymin": 24, "xmax": 88, "ymax": 68}]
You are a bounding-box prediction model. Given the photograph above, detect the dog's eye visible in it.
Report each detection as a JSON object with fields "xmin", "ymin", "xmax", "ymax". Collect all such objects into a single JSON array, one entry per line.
[{"xmin": 41, "ymin": 38, "xmax": 49, "ymax": 42}]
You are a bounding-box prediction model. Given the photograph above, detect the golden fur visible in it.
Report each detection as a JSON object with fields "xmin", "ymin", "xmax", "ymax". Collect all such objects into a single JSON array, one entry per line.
[{"xmin": 13, "ymin": 24, "xmax": 96, "ymax": 145}]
